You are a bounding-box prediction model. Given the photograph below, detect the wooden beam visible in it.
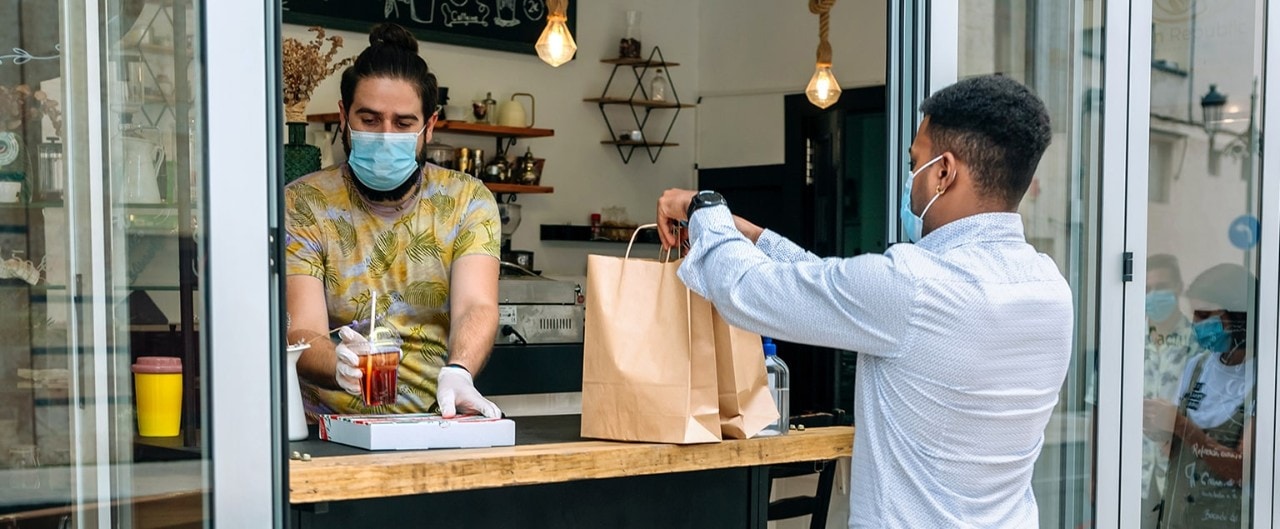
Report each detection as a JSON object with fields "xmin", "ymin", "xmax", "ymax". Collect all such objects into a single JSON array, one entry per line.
[{"xmin": 290, "ymin": 426, "xmax": 853, "ymax": 504}]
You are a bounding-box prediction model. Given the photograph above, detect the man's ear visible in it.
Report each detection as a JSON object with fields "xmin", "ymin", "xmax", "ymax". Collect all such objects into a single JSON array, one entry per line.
[
  {"xmin": 423, "ymin": 111, "xmax": 439, "ymax": 143},
  {"xmin": 337, "ymin": 100, "xmax": 348, "ymax": 134},
  {"xmin": 936, "ymin": 151, "xmax": 960, "ymax": 193}
]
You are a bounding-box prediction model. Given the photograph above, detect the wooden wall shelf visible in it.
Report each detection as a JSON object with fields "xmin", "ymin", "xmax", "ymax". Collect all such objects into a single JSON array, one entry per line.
[
  {"xmin": 306, "ymin": 115, "xmax": 554, "ymax": 139},
  {"xmin": 601, "ymin": 140, "xmax": 680, "ymax": 147},
  {"xmin": 600, "ymin": 58, "xmax": 681, "ymax": 67},
  {"xmin": 485, "ymin": 183, "xmax": 553, "ymax": 194},
  {"xmin": 306, "ymin": 115, "xmax": 554, "ymax": 159},
  {"xmin": 584, "ymin": 97, "xmax": 694, "ymax": 109}
]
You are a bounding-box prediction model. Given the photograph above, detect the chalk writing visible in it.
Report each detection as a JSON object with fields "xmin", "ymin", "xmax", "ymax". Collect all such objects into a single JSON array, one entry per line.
[
  {"xmin": 495, "ymin": 0, "xmax": 520, "ymax": 27},
  {"xmin": 442, "ymin": 1, "xmax": 490, "ymax": 27},
  {"xmin": 1191, "ymin": 443, "xmax": 1244, "ymax": 460},
  {"xmin": 523, "ymin": 0, "xmax": 545, "ymax": 21},
  {"xmin": 0, "ymin": 46, "xmax": 61, "ymax": 66}
]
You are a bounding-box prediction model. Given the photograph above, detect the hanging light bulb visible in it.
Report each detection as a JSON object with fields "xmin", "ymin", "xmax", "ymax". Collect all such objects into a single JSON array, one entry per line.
[
  {"xmin": 806, "ymin": 0, "xmax": 840, "ymax": 109},
  {"xmin": 806, "ymin": 63, "xmax": 841, "ymax": 109},
  {"xmin": 537, "ymin": 0, "xmax": 577, "ymax": 67}
]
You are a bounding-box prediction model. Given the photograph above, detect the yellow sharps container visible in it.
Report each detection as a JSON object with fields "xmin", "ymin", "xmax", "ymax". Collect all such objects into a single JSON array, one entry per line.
[{"xmin": 132, "ymin": 356, "xmax": 183, "ymax": 437}]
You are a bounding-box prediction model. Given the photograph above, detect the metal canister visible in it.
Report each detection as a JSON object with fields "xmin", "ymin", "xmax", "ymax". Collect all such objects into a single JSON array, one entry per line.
[
  {"xmin": 469, "ymin": 148, "xmax": 484, "ymax": 178},
  {"xmin": 37, "ymin": 138, "xmax": 64, "ymax": 201},
  {"xmin": 456, "ymin": 147, "xmax": 472, "ymax": 175}
]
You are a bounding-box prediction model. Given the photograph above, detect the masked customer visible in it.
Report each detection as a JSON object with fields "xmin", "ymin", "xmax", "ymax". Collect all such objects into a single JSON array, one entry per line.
[
  {"xmin": 1138, "ymin": 254, "xmax": 1202, "ymax": 526},
  {"xmin": 1144, "ymin": 263, "xmax": 1257, "ymax": 529},
  {"xmin": 657, "ymin": 75, "xmax": 1071, "ymax": 528},
  {"xmin": 285, "ymin": 23, "xmax": 502, "ymax": 419}
]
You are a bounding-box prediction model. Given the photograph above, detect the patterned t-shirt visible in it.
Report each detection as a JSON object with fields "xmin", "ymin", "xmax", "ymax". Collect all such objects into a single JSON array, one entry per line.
[
  {"xmin": 1142, "ymin": 319, "xmax": 1200, "ymax": 498},
  {"xmin": 284, "ymin": 163, "xmax": 500, "ymax": 415}
]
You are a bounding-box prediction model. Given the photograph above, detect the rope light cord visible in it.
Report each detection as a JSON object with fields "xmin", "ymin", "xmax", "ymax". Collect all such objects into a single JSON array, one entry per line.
[
  {"xmin": 547, "ymin": 0, "xmax": 567, "ymax": 17},
  {"xmin": 809, "ymin": 0, "xmax": 836, "ymax": 65}
]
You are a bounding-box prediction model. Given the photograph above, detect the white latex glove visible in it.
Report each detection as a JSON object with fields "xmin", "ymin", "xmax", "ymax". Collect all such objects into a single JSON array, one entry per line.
[
  {"xmin": 437, "ymin": 365, "xmax": 502, "ymax": 418},
  {"xmin": 334, "ymin": 326, "xmax": 365, "ymax": 396}
]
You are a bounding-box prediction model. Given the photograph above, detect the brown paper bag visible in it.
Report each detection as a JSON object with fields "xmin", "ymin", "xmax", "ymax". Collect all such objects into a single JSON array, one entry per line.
[
  {"xmin": 699, "ymin": 297, "xmax": 779, "ymax": 439},
  {"xmin": 581, "ymin": 251, "xmax": 722, "ymax": 444}
]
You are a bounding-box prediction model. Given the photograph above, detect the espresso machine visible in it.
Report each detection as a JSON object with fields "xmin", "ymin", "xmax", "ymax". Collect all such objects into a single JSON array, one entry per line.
[{"xmin": 495, "ymin": 201, "xmax": 585, "ymax": 345}]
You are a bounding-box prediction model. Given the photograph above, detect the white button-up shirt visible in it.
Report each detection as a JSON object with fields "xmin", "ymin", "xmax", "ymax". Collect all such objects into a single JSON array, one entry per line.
[{"xmin": 679, "ymin": 207, "xmax": 1073, "ymax": 528}]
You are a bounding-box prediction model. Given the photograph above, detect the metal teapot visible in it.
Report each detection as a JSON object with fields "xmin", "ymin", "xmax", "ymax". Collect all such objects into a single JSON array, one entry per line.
[{"xmin": 515, "ymin": 147, "xmax": 540, "ymax": 185}]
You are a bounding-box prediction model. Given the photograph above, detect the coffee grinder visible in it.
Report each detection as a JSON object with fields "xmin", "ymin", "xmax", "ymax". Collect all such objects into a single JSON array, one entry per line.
[{"xmin": 498, "ymin": 202, "xmax": 534, "ymax": 272}]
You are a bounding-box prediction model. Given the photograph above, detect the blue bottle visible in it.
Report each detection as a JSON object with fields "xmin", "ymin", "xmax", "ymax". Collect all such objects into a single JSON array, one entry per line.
[{"xmin": 762, "ymin": 337, "xmax": 790, "ymax": 436}]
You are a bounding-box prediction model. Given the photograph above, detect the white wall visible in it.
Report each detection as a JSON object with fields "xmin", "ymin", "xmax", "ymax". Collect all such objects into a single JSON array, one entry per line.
[
  {"xmin": 284, "ymin": 0, "xmax": 699, "ymax": 279},
  {"xmin": 695, "ymin": 0, "xmax": 887, "ymax": 168}
]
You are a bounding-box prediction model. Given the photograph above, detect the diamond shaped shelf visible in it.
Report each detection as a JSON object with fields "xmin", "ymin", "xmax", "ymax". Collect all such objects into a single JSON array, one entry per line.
[{"xmin": 583, "ymin": 47, "xmax": 692, "ymax": 164}]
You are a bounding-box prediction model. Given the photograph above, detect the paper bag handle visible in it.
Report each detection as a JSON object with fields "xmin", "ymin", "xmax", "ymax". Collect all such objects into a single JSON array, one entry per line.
[{"xmin": 625, "ymin": 224, "xmax": 682, "ymax": 262}]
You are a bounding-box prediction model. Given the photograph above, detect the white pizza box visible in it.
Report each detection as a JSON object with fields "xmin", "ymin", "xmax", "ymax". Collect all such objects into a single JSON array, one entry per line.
[{"xmin": 318, "ymin": 413, "xmax": 515, "ymax": 451}]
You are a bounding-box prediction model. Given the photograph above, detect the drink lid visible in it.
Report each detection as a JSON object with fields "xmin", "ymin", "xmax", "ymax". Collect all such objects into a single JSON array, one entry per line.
[
  {"xmin": 369, "ymin": 325, "xmax": 402, "ymax": 346},
  {"xmin": 132, "ymin": 356, "xmax": 183, "ymax": 374}
]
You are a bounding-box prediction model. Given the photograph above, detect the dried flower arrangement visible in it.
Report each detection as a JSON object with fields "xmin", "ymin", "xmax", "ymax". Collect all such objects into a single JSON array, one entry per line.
[
  {"xmin": 0, "ymin": 84, "xmax": 62, "ymax": 137},
  {"xmin": 282, "ymin": 27, "xmax": 354, "ymax": 123}
]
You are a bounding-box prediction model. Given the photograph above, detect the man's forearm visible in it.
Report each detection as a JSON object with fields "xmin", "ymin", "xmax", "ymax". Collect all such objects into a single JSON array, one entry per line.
[
  {"xmin": 290, "ymin": 329, "xmax": 341, "ymax": 390},
  {"xmin": 447, "ymin": 304, "xmax": 498, "ymax": 374}
]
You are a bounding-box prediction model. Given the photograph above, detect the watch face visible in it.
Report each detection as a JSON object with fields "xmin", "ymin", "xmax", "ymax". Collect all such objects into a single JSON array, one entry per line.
[{"xmin": 688, "ymin": 191, "xmax": 726, "ymax": 218}]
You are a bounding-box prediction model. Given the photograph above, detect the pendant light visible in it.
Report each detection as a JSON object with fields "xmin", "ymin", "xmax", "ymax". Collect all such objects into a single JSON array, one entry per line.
[
  {"xmin": 537, "ymin": 0, "xmax": 577, "ymax": 67},
  {"xmin": 806, "ymin": 0, "xmax": 841, "ymax": 109}
]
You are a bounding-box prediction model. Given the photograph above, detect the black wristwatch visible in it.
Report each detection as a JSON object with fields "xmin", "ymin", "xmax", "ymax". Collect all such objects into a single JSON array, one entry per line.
[{"xmin": 686, "ymin": 190, "xmax": 727, "ymax": 220}]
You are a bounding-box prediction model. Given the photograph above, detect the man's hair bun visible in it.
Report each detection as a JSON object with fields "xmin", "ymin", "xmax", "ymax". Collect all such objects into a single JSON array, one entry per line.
[{"xmin": 368, "ymin": 23, "xmax": 418, "ymax": 54}]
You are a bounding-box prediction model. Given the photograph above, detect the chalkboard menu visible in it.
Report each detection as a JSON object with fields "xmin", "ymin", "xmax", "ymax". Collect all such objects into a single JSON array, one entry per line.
[{"xmin": 282, "ymin": 0, "xmax": 576, "ymax": 56}]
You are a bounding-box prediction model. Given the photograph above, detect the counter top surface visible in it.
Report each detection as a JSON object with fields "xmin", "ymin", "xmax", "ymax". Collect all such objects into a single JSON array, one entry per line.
[{"xmin": 289, "ymin": 415, "xmax": 853, "ymax": 504}]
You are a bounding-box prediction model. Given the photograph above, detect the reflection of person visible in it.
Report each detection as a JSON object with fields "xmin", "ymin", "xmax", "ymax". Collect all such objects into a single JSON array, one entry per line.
[
  {"xmin": 1139, "ymin": 255, "xmax": 1201, "ymax": 525},
  {"xmin": 285, "ymin": 24, "xmax": 502, "ymax": 418},
  {"xmin": 1144, "ymin": 263, "xmax": 1256, "ymax": 529},
  {"xmin": 657, "ymin": 75, "xmax": 1072, "ymax": 527}
]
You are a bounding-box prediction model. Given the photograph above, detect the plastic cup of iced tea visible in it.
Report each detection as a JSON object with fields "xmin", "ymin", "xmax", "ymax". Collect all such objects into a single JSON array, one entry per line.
[{"xmin": 356, "ymin": 326, "xmax": 402, "ymax": 407}]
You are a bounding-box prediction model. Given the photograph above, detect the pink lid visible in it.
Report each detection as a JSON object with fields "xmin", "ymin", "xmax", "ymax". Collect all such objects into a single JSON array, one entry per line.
[{"xmin": 132, "ymin": 356, "xmax": 182, "ymax": 374}]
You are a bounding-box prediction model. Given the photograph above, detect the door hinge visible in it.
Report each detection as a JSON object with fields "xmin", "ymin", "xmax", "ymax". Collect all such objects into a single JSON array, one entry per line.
[
  {"xmin": 269, "ymin": 229, "xmax": 280, "ymax": 274},
  {"xmin": 1122, "ymin": 251, "xmax": 1134, "ymax": 282},
  {"xmin": 805, "ymin": 139, "xmax": 814, "ymax": 186}
]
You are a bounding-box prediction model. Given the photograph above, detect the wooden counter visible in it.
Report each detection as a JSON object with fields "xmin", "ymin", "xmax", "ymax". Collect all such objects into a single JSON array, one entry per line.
[{"xmin": 289, "ymin": 421, "xmax": 852, "ymax": 504}]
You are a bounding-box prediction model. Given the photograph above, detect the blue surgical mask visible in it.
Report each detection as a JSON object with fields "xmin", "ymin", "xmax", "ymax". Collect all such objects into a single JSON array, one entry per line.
[
  {"xmin": 347, "ymin": 127, "xmax": 425, "ymax": 191},
  {"xmin": 1145, "ymin": 290, "xmax": 1179, "ymax": 322},
  {"xmin": 1192, "ymin": 316, "xmax": 1233, "ymax": 353},
  {"xmin": 899, "ymin": 154, "xmax": 946, "ymax": 242}
]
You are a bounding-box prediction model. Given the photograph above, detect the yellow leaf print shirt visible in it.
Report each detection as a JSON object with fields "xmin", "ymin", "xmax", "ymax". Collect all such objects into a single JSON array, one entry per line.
[{"xmin": 284, "ymin": 163, "xmax": 500, "ymax": 415}]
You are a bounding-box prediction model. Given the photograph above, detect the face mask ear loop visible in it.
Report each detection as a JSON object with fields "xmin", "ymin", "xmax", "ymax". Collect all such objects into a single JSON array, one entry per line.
[{"xmin": 918, "ymin": 190, "xmax": 944, "ymax": 224}]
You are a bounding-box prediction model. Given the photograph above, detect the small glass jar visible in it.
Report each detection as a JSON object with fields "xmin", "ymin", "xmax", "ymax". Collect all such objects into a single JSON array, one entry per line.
[{"xmin": 620, "ymin": 10, "xmax": 642, "ymax": 59}]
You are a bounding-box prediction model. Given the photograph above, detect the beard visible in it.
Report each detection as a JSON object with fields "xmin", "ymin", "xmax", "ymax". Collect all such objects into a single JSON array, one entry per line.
[{"xmin": 341, "ymin": 124, "xmax": 428, "ymax": 203}]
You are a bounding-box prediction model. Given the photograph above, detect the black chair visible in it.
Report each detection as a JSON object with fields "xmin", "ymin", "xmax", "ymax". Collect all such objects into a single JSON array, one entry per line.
[{"xmin": 766, "ymin": 411, "xmax": 843, "ymax": 529}]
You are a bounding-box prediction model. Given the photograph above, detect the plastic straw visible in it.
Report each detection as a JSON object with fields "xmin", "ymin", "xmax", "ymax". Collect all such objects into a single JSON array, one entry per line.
[{"xmin": 369, "ymin": 290, "xmax": 377, "ymax": 342}]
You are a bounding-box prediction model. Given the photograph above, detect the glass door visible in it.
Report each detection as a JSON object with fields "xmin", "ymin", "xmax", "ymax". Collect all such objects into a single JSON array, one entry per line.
[
  {"xmin": 1141, "ymin": 1, "xmax": 1270, "ymax": 528},
  {"xmin": 0, "ymin": 0, "xmax": 280, "ymax": 526},
  {"xmin": 894, "ymin": 0, "xmax": 1108, "ymax": 527}
]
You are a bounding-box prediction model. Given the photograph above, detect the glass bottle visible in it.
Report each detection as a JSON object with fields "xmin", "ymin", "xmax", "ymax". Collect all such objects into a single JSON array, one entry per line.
[
  {"xmin": 649, "ymin": 69, "xmax": 669, "ymax": 102},
  {"xmin": 762, "ymin": 338, "xmax": 790, "ymax": 436},
  {"xmin": 620, "ymin": 10, "xmax": 642, "ymax": 59}
]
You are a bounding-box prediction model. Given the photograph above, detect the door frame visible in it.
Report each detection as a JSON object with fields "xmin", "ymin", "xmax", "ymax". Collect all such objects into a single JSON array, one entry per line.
[
  {"xmin": 206, "ymin": 0, "xmax": 283, "ymax": 525},
  {"xmin": 891, "ymin": 1, "xmax": 1151, "ymax": 527}
]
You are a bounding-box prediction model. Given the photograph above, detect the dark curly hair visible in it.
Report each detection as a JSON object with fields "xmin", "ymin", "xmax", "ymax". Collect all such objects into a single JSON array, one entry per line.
[
  {"xmin": 340, "ymin": 23, "xmax": 438, "ymax": 119},
  {"xmin": 919, "ymin": 75, "xmax": 1051, "ymax": 207}
]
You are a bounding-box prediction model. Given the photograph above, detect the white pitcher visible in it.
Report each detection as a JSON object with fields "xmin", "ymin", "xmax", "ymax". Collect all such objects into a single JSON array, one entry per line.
[
  {"xmin": 286, "ymin": 343, "xmax": 309, "ymax": 441},
  {"xmin": 120, "ymin": 136, "xmax": 164, "ymax": 203}
]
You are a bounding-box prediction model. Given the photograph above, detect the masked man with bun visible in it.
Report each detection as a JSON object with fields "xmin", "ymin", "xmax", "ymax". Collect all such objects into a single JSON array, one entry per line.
[
  {"xmin": 1144, "ymin": 263, "xmax": 1257, "ymax": 529},
  {"xmin": 285, "ymin": 23, "xmax": 502, "ymax": 419}
]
